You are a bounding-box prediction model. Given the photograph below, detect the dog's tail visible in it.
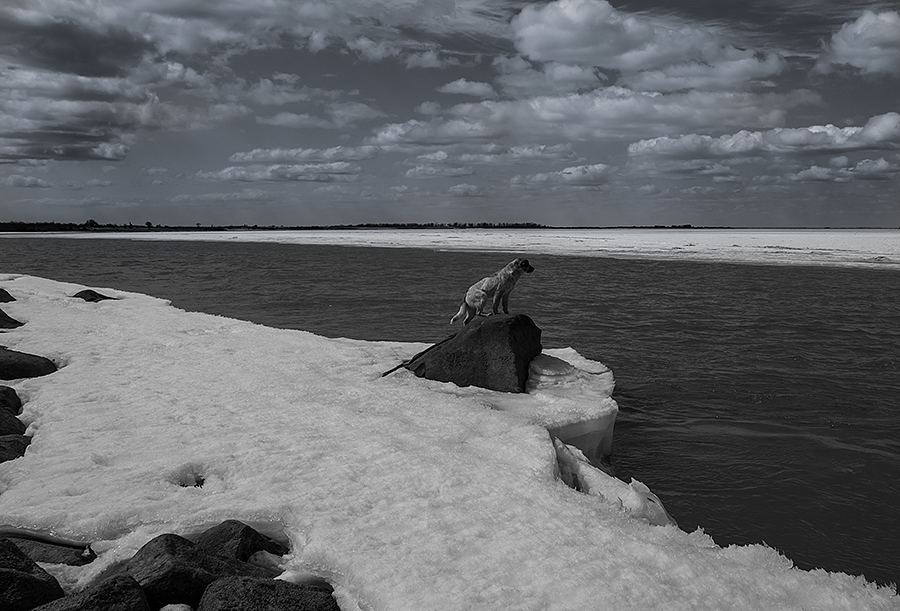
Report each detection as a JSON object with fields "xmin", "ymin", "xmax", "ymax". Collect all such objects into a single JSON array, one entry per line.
[{"xmin": 449, "ymin": 302, "xmax": 467, "ymax": 324}]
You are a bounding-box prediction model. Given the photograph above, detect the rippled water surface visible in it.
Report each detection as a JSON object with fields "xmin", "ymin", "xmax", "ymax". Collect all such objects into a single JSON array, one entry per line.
[{"xmin": 2, "ymin": 237, "xmax": 899, "ymax": 587}]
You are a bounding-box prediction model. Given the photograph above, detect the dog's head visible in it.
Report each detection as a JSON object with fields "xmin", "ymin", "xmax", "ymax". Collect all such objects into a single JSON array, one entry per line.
[{"xmin": 513, "ymin": 257, "xmax": 534, "ymax": 273}]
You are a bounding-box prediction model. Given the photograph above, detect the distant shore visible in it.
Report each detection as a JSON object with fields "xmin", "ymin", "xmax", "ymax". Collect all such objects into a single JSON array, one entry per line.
[{"xmin": 2, "ymin": 221, "xmax": 896, "ymax": 233}]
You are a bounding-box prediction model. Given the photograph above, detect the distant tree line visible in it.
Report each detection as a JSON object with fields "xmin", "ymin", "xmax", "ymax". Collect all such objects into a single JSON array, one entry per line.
[{"xmin": 0, "ymin": 220, "xmax": 551, "ymax": 232}]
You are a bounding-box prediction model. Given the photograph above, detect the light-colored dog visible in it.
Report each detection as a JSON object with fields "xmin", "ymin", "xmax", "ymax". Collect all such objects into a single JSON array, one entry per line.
[{"xmin": 450, "ymin": 257, "xmax": 534, "ymax": 325}]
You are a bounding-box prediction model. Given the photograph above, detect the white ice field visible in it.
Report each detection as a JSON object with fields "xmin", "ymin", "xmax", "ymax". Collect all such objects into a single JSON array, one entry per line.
[{"xmin": 0, "ymin": 272, "xmax": 897, "ymax": 610}]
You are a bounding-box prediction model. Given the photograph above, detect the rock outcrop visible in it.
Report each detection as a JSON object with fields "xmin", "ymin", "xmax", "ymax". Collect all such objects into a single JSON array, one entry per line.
[
  {"xmin": 0, "ymin": 410, "xmax": 26, "ymax": 436},
  {"xmin": 194, "ymin": 520, "xmax": 290, "ymax": 562},
  {"xmin": 0, "ymin": 308, "xmax": 24, "ymax": 329},
  {"xmin": 72, "ymin": 290, "xmax": 115, "ymax": 303},
  {"xmin": 0, "ymin": 385, "xmax": 23, "ymax": 415},
  {"xmin": 30, "ymin": 575, "xmax": 149, "ymax": 611},
  {"xmin": 403, "ymin": 314, "xmax": 542, "ymax": 393},
  {"xmin": 0, "ymin": 538, "xmax": 65, "ymax": 611},
  {"xmin": 198, "ymin": 576, "xmax": 339, "ymax": 611},
  {"xmin": 0, "ymin": 435, "xmax": 31, "ymax": 463},
  {"xmin": 125, "ymin": 533, "xmax": 279, "ymax": 609},
  {"xmin": 0, "ymin": 347, "xmax": 57, "ymax": 380}
]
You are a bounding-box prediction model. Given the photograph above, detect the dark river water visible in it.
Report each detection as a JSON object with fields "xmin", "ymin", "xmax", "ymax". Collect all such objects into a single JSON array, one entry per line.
[{"xmin": 2, "ymin": 236, "xmax": 899, "ymax": 588}]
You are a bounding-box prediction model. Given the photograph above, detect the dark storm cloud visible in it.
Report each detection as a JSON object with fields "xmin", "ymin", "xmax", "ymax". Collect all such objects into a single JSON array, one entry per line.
[{"xmin": 0, "ymin": 13, "xmax": 152, "ymax": 77}]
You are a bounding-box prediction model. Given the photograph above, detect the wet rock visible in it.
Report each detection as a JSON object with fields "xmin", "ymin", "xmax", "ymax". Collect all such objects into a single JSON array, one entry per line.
[
  {"xmin": 0, "ymin": 434, "xmax": 31, "ymax": 463},
  {"xmin": 31, "ymin": 574, "xmax": 150, "ymax": 611},
  {"xmin": 7, "ymin": 537, "xmax": 96, "ymax": 567},
  {"xmin": 0, "ymin": 308, "xmax": 24, "ymax": 329},
  {"xmin": 125, "ymin": 534, "xmax": 275, "ymax": 609},
  {"xmin": 0, "ymin": 385, "xmax": 23, "ymax": 415},
  {"xmin": 404, "ymin": 314, "xmax": 542, "ymax": 393},
  {"xmin": 194, "ymin": 520, "xmax": 289, "ymax": 562},
  {"xmin": 0, "ymin": 347, "xmax": 57, "ymax": 380},
  {"xmin": 0, "ymin": 410, "xmax": 26, "ymax": 436},
  {"xmin": 0, "ymin": 288, "xmax": 14, "ymax": 303},
  {"xmin": 198, "ymin": 576, "xmax": 340, "ymax": 611},
  {"xmin": 0, "ymin": 538, "xmax": 65, "ymax": 611},
  {"xmin": 72, "ymin": 290, "xmax": 115, "ymax": 302}
]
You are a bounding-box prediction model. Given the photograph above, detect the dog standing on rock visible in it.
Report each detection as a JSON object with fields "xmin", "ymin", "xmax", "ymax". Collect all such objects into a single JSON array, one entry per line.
[{"xmin": 450, "ymin": 257, "xmax": 534, "ymax": 325}]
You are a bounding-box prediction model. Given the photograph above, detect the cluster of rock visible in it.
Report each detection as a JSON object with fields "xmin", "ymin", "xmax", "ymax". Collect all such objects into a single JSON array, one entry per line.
[
  {"xmin": 1, "ymin": 287, "xmax": 340, "ymax": 610},
  {"xmin": 1, "ymin": 287, "xmax": 60, "ymax": 464},
  {"xmin": 0, "ymin": 288, "xmax": 120, "ymax": 463},
  {"xmin": 1, "ymin": 519, "xmax": 339, "ymax": 611}
]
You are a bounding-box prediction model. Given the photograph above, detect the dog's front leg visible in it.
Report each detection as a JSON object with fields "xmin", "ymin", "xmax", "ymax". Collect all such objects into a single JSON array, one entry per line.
[
  {"xmin": 491, "ymin": 290, "xmax": 505, "ymax": 315},
  {"xmin": 500, "ymin": 291, "xmax": 511, "ymax": 314}
]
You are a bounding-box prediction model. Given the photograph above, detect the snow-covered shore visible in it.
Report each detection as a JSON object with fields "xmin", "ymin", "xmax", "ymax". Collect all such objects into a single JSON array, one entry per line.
[
  {"xmin": 4, "ymin": 227, "xmax": 898, "ymax": 270},
  {"xmin": 0, "ymin": 274, "xmax": 895, "ymax": 610}
]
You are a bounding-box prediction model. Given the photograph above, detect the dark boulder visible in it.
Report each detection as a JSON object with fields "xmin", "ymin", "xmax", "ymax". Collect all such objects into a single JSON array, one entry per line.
[
  {"xmin": 194, "ymin": 520, "xmax": 289, "ymax": 562},
  {"xmin": 404, "ymin": 314, "xmax": 542, "ymax": 393},
  {"xmin": 0, "ymin": 435, "xmax": 31, "ymax": 463},
  {"xmin": 6, "ymin": 537, "xmax": 96, "ymax": 567},
  {"xmin": 0, "ymin": 538, "xmax": 65, "ymax": 611},
  {"xmin": 0, "ymin": 347, "xmax": 57, "ymax": 380},
  {"xmin": 0, "ymin": 385, "xmax": 23, "ymax": 415},
  {"xmin": 72, "ymin": 290, "xmax": 115, "ymax": 303},
  {"xmin": 198, "ymin": 576, "xmax": 339, "ymax": 611},
  {"xmin": 0, "ymin": 289, "xmax": 14, "ymax": 303},
  {"xmin": 0, "ymin": 308, "xmax": 24, "ymax": 329},
  {"xmin": 0, "ymin": 410, "xmax": 26, "ymax": 436},
  {"xmin": 31, "ymin": 575, "xmax": 148, "ymax": 611},
  {"xmin": 125, "ymin": 534, "xmax": 276, "ymax": 609}
]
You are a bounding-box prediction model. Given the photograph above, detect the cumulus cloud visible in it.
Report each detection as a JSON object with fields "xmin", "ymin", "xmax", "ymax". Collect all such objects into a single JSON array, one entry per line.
[
  {"xmin": 493, "ymin": 56, "xmax": 603, "ymax": 98},
  {"xmin": 405, "ymin": 164, "xmax": 475, "ymax": 178},
  {"xmin": 622, "ymin": 53, "xmax": 785, "ymax": 92},
  {"xmin": 246, "ymin": 75, "xmax": 340, "ymax": 105},
  {"xmin": 195, "ymin": 163, "xmax": 361, "ymax": 182},
  {"xmin": 438, "ymin": 78, "xmax": 498, "ymax": 98},
  {"xmin": 818, "ymin": 11, "xmax": 900, "ymax": 74},
  {"xmin": 172, "ymin": 189, "xmax": 268, "ymax": 202},
  {"xmin": 256, "ymin": 102, "xmax": 385, "ymax": 129},
  {"xmin": 448, "ymin": 183, "xmax": 488, "ymax": 196},
  {"xmin": 4, "ymin": 174, "xmax": 52, "ymax": 188},
  {"xmin": 513, "ymin": 163, "xmax": 611, "ymax": 187},
  {"xmin": 511, "ymin": 0, "xmax": 731, "ymax": 72},
  {"xmin": 443, "ymin": 88, "xmax": 816, "ymax": 141},
  {"xmin": 369, "ymin": 88, "xmax": 817, "ymax": 148},
  {"xmin": 628, "ymin": 112, "xmax": 900, "ymax": 157},
  {"xmin": 230, "ymin": 146, "xmax": 380, "ymax": 163}
]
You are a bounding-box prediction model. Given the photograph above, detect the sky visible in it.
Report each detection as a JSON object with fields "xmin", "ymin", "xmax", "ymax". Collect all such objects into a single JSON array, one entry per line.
[{"xmin": 1, "ymin": 0, "xmax": 899, "ymax": 228}]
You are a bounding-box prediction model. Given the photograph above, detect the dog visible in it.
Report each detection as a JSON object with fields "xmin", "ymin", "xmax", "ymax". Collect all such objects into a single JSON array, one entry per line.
[{"xmin": 450, "ymin": 257, "xmax": 534, "ymax": 325}]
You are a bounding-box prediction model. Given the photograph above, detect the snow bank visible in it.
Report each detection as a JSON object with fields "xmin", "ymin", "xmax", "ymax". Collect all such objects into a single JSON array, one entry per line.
[{"xmin": 0, "ymin": 275, "xmax": 895, "ymax": 610}]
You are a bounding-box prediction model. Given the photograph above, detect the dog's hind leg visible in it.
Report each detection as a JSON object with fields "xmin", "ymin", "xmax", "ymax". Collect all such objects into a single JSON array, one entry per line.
[{"xmin": 450, "ymin": 302, "xmax": 468, "ymax": 324}]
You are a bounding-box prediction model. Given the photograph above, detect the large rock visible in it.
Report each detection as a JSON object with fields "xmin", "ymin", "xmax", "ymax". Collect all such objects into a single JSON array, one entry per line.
[
  {"xmin": 72, "ymin": 290, "xmax": 115, "ymax": 303},
  {"xmin": 31, "ymin": 575, "xmax": 150, "ymax": 611},
  {"xmin": 0, "ymin": 308, "xmax": 24, "ymax": 329},
  {"xmin": 198, "ymin": 576, "xmax": 339, "ymax": 611},
  {"xmin": 125, "ymin": 534, "xmax": 275, "ymax": 609},
  {"xmin": 0, "ymin": 434, "xmax": 31, "ymax": 463},
  {"xmin": 0, "ymin": 410, "xmax": 26, "ymax": 436},
  {"xmin": 194, "ymin": 520, "xmax": 289, "ymax": 562},
  {"xmin": 0, "ymin": 347, "xmax": 57, "ymax": 380},
  {"xmin": 404, "ymin": 314, "xmax": 542, "ymax": 393},
  {"xmin": 0, "ymin": 288, "xmax": 15, "ymax": 302},
  {"xmin": 7, "ymin": 537, "xmax": 96, "ymax": 567},
  {"xmin": 0, "ymin": 538, "xmax": 65, "ymax": 611},
  {"xmin": 0, "ymin": 385, "xmax": 23, "ymax": 415}
]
